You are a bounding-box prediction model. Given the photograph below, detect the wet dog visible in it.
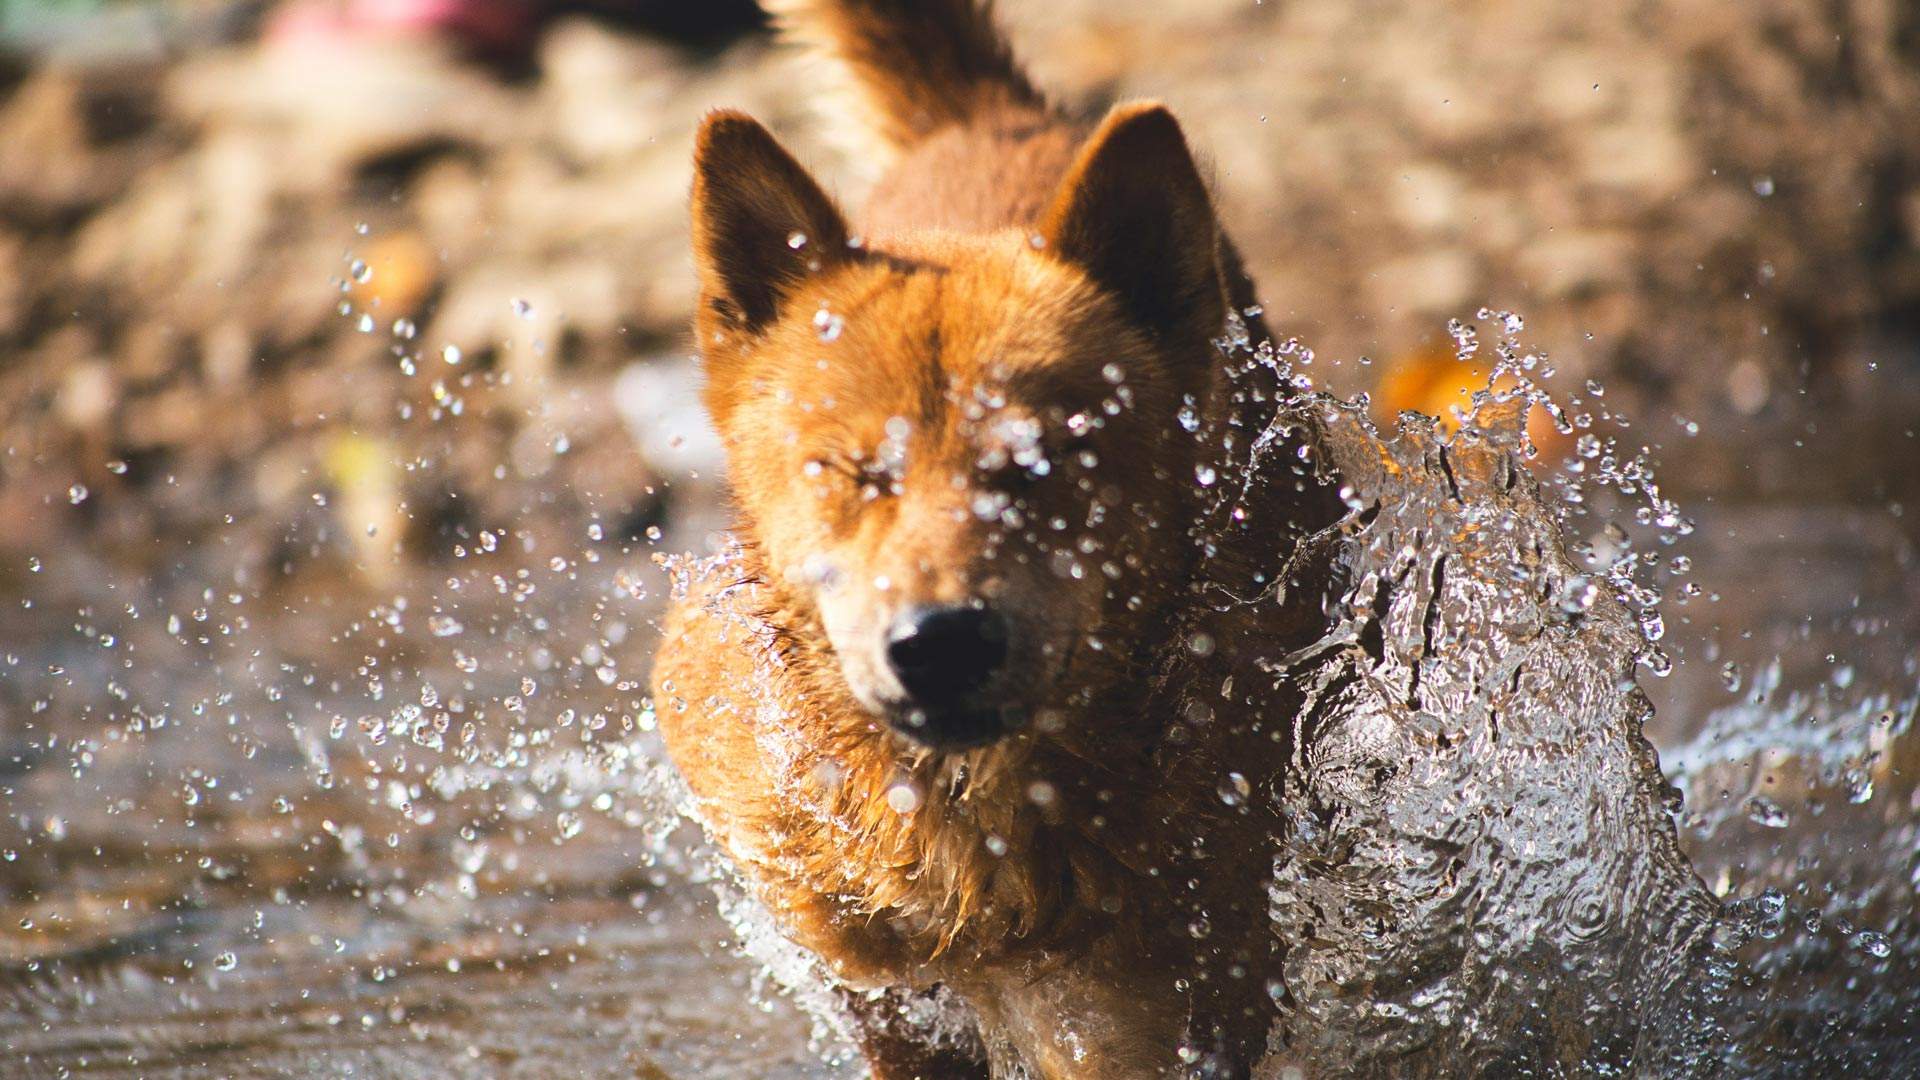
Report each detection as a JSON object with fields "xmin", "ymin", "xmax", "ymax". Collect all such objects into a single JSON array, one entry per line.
[{"xmin": 650, "ymin": 2, "xmax": 1714, "ymax": 1077}]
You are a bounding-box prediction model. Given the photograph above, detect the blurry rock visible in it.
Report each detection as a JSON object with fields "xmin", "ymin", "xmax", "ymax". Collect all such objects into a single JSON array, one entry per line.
[
  {"xmin": 429, "ymin": 257, "xmax": 619, "ymax": 384},
  {"xmin": 1386, "ymin": 163, "xmax": 1466, "ymax": 235},
  {"xmin": 1725, "ymin": 359, "xmax": 1772, "ymax": 417},
  {"xmin": 56, "ymin": 353, "xmax": 116, "ymax": 431},
  {"xmin": 122, "ymin": 383, "xmax": 210, "ymax": 450},
  {"xmin": 0, "ymin": 0, "xmax": 1915, "ymax": 596},
  {"xmin": 166, "ymin": 38, "xmax": 521, "ymax": 185},
  {"xmin": 1515, "ymin": 231, "xmax": 1635, "ymax": 300},
  {"xmin": 0, "ymin": 232, "xmax": 23, "ymax": 337},
  {"xmin": 200, "ymin": 319, "xmax": 255, "ymax": 389},
  {"xmin": 1580, "ymin": 121, "xmax": 1694, "ymax": 198},
  {"xmin": 409, "ymin": 155, "xmax": 489, "ymax": 257},
  {"xmin": 1365, "ymin": 247, "xmax": 1477, "ymax": 320},
  {"xmin": 538, "ymin": 17, "xmax": 689, "ymax": 166},
  {"xmin": 0, "ymin": 66, "xmax": 104, "ymax": 214},
  {"xmin": 989, "ymin": 0, "xmax": 1920, "ymax": 437}
]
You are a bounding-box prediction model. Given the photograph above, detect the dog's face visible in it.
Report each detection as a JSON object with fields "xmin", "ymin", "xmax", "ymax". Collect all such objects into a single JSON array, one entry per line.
[{"xmin": 689, "ymin": 106, "xmax": 1227, "ymax": 751}]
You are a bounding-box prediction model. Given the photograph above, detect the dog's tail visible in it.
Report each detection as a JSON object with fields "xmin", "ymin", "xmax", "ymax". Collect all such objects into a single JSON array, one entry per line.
[{"xmin": 761, "ymin": 0, "xmax": 1045, "ymax": 154}]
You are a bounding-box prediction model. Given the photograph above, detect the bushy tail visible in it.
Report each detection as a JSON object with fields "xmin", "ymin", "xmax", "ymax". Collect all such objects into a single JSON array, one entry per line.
[{"xmin": 762, "ymin": 0, "xmax": 1045, "ymax": 153}]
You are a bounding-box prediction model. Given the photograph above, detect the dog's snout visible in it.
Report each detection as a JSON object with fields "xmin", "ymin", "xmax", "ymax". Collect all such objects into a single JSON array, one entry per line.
[{"xmin": 886, "ymin": 604, "xmax": 1009, "ymax": 707}]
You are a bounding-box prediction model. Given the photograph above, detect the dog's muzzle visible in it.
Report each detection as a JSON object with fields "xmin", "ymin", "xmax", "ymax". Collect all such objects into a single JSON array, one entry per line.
[{"xmin": 884, "ymin": 604, "xmax": 1013, "ymax": 748}]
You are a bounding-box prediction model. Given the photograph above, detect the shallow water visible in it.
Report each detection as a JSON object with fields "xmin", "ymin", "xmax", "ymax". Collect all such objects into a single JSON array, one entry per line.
[{"xmin": 3, "ymin": 316, "xmax": 1917, "ymax": 1076}]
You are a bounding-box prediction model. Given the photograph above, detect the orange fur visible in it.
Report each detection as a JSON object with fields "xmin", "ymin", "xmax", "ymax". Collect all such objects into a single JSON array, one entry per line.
[{"xmin": 655, "ymin": 3, "xmax": 1339, "ymax": 1076}]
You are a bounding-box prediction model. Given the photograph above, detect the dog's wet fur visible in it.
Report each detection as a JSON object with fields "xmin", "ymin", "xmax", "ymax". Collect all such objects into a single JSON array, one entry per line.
[
  {"xmin": 650, "ymin": 3, "xmax": 1743, "ymax": 1075},
  {"xmin": 654, "ymin": 2, "xmax": 1356, "ymax": 1075}
]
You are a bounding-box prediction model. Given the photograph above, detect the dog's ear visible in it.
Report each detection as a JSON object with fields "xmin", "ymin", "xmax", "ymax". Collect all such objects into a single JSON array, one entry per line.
[
  {"xmin": 1039, "ymin": 103, "xmax": 1226, "ymax": 343},
  {"xmin": 691, "ymin": 110, "xmax": 850, "ymax": 339}
]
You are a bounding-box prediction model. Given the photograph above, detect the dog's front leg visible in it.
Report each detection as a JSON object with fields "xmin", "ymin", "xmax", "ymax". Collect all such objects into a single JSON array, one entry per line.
[{"xmin": 839, "ymin": 985, "xmax": 990, "ymax": 1080}]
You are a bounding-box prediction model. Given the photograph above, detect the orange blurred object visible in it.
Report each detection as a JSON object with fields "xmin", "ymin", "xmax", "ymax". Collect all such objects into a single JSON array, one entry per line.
[
  {"xmin": 1372, "ymin": 340, "xmax": 1569, "ymax": 460},
  {"xmin": 347, "ymin": 232, "xmax": 439, "ymax": 318}
]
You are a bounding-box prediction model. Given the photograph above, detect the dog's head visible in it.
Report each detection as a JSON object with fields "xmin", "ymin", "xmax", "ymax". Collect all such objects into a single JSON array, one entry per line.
[{"xmin": 689, "ymin": 104, "xmax": 1227, "ymax": 751}]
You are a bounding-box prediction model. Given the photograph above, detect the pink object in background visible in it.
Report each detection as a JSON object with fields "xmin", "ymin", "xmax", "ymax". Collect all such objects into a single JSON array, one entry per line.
[{"xmin": 264, "ymin": 0, "xmax": 539, "ymax": 57}]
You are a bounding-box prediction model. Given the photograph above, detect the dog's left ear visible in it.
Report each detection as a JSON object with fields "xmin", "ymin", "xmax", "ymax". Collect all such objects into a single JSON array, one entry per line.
[
  {"xmin": 1039, "ymin": 103, "xmax": 1226, "ymax": 343},
  {"xmin": 691, "ymin": 110, "xmax": 851, "ymax": 339}
]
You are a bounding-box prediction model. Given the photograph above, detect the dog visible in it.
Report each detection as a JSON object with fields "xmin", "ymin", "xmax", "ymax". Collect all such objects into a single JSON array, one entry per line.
[{"xmin": 650, "ymin": 2, "xmax": 1715, "ymax": 1077}]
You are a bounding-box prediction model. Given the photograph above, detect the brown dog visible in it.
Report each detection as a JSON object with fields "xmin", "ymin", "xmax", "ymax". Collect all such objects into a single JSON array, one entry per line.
[
  {"xmin": 650, "ymin": 0, "xmax": 1351, "ymax": 1075},
  {"xmin": 654, "ymin": 2, "xmax": 1398, "ymax": 1076},
  {"xmin": 652, "ymin": 1, "xmax": 1734, "ymax": 1075}
]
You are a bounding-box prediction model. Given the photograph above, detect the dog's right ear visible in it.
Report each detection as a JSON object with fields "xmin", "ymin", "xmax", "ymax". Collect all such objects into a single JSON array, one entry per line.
[
  {"xmin": 1039, "ymin": 103, "xmax": 1225, "ymax": 346},
  {"xmin": 691, "ymin": 111, "xmax": 850, "ymax": 342}
]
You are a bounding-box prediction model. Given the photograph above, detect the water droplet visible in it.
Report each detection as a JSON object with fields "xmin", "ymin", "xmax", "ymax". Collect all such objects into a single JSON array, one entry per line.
[
  {"xmin": 1744, "ymin": 794, "xmax": 1790, "ymax": 829},
  {"xmin": 786, "ymin": 231, "xmax": 808, "ymax": 249},
  {"xmin": 511, "ymin": 298, "xmax": 534, "ymax": 319},
  {"xmin": 1640, "ymin": 646, "xmax": 1673, "ymax": 678},
  {"xmin": 812, "ymin": 306, "xmax": 844, "ymax": 342},
  {"xmin": 1558, "ymin": 576, "xmax": 1598, "ymax": 616},
  {"xmin": 1844, "ymin": 769, "xmax": 1875, "ymax": 804},
  {"xmin": 1217, "ymin": 771, "xmax": 1250, "ymax": 806},
  {"xmin": 885, "ymin": 782, "xmax": 921, "ymax": 814},
  {"xmin": 442, "ymin": 344, "xmax": 462, "ymax": 366},
  {"xmin": 67, "ymin": 484, "xmax": 89, "ymax": 505}
]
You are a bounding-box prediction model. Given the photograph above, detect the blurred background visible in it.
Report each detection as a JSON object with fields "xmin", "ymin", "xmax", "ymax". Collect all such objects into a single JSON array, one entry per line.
[{"xmin": 0, "ymin": 0, "xmax": 1915, "ymax": 1075}]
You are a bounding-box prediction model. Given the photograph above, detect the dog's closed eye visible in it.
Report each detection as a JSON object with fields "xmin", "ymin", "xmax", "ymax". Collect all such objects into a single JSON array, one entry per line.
[{"xmin": 805, "ymin": 452, "xmax": 899, "ymax": 501}]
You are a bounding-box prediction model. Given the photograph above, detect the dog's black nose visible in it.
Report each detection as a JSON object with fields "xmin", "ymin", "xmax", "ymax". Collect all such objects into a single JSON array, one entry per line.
[{"xmin": 886, "ymin": 605, "xmax": 1009, "ymax": 709}]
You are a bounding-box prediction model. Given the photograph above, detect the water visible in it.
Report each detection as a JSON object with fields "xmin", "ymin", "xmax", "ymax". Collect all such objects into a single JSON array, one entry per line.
[
  {"xmin": 1228, "ymin": 319, "xmax": 1917, "ymax": 1075},
  {"xmin": 1255, "ymin": 397, "xmax": 1723, "ymax": 1074},
  {"xmin": 2, "ymin": 311, "xmax": 1916, "ymax": 1076},
  {"xmin": 0, "ymin": 503, "xmax": 826, "ymax": 1076}
]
